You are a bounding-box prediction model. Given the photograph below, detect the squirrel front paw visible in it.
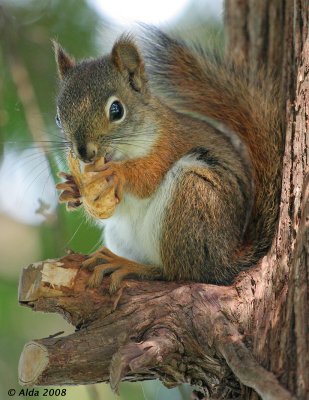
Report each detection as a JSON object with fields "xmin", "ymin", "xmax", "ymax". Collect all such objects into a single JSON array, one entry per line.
[{"xmin": 56, "ymin": 172, "xmax": 82, "ymax": 211}]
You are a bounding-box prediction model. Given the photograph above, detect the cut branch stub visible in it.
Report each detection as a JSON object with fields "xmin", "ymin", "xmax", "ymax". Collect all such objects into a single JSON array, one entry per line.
[{"xmin": 18, "ymin": 254, "xmax": 294, "ymax": 400}]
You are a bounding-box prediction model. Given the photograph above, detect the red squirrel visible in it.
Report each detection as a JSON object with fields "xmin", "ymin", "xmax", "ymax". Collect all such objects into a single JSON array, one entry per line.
[{"xmin": 55, "ymin": 28, "xmax": 282, "ymax": 292}]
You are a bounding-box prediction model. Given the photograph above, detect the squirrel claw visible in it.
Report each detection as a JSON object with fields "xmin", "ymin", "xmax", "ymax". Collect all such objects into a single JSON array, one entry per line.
[
  {"xmin": 56, "ymin": 181, "xmax": 78, "ymax": 193},
  {"xmin": 67, "ymin": 200, "xmax": 82, "ymax": 210},
  {"xmin": 58, "ymin": 190, "xmax": 80, "ymax": 203},
  {"xmin": 82, "ymin": 246, "xmax": 115, "ymax": 268},
  {"xmin": 57, "ymin": 171, "xmax": 74, "ymax": 181},
  {"xmin": 57, "ymin": 171, "xmax": 82, "ymax": 210}
]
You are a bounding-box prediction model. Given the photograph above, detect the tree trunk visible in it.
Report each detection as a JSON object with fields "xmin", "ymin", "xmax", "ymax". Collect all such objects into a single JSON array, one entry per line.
[
  {"xmin": 225, "ymin": 1, "xmax": 309, "ymax": 399},
  {"xmin": 17, "ymin": 1, "xmax": 308, "ymax": 399}
]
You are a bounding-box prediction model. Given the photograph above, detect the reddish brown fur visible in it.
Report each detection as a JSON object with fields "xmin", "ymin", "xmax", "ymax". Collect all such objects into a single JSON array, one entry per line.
[
  {"xmin": 143, "ymin": 30, "xmax": 283, "ymax": 273},
  {"xmin": 55, "ymin": 29, "xmax": 282, "ymax": 287}
]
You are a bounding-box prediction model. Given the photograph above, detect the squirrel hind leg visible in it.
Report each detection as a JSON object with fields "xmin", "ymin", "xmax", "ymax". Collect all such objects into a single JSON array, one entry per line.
[
  {"xmin": 82, "ymin": 246, "xmax": 162, "ymax": 293},
  {"xmin": 161, "ymin": 163, "xmax": 249, "ymax": 284}
]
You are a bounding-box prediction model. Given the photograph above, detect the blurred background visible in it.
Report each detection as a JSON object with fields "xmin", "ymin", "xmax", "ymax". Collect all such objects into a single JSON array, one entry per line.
[{"xmin": 0, "ymin": 1, "xmax": 223, "ymax": 399}]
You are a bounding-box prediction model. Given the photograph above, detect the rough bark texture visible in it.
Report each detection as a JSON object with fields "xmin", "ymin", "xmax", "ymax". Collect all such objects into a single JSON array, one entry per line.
[
  {"xmin": 225, "ymin": 1, "xmax": 309, "ymax": 399},
  {"xmin": 18, "ymin": 1, "xmax": 308, "ymax": 399},
  {"xmin": 18, "ymin": 256, "xmax": 293, "ymax": 400}
]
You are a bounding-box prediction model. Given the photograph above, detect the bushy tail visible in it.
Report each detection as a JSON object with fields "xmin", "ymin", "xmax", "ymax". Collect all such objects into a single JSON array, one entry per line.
[{"xmin": 140, "ymin": 27, "xmax": 283, "ymax": 270}]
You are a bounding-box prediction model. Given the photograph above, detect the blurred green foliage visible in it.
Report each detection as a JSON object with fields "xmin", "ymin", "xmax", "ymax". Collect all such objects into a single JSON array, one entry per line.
[
  {"xmin": 0, "ymin": 2, "xmax": 105, "ymax": 398},
  {"xmin": 0, "ymin": 1, "xmax": 223, "ymax": 399},
  {"xmin": 0, "ymin": 0, "xmax": 103, "ymax": 259}
]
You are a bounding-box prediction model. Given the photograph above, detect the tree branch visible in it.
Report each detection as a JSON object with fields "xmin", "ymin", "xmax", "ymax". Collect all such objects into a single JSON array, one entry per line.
[{"xmin": 18, "ymin": 254, "xmax": 294, "ymax": 399}]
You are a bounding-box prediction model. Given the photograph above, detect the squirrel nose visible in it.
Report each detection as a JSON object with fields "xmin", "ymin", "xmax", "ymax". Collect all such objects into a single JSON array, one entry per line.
[{"xmin": 77, "ymin": 142, "xmax": 98, "ymax": 163}]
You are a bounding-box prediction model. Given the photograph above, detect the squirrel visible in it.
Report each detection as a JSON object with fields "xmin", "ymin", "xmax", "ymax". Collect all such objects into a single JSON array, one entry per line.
[{"xmin": 54, "ymin": 27, "xmax": 283, "ymax": 292}]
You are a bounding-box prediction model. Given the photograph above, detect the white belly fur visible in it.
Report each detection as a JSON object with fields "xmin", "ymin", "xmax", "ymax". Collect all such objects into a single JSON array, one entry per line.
[
  {"xmin": 103, "ymin": 182, "xmax": 172, "ymax": 266},
  {"xmin": 101, "ymin": 155, "xmax": 205, "ymax": 266}
]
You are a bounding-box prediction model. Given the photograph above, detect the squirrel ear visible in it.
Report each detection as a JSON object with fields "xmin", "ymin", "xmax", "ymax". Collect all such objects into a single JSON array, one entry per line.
[
  {"xmin": 111, "ymin": 36, "xmax": 147, "ymax": 92},
  {"xmin": 53, "ymin": 40, "xmax": 75, "ymax": 79}
]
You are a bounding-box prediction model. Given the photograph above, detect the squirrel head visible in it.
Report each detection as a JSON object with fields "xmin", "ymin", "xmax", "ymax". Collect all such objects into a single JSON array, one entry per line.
[{"xmin": 54, "ymin": 36, "xmax": 155, "ymax": 163}]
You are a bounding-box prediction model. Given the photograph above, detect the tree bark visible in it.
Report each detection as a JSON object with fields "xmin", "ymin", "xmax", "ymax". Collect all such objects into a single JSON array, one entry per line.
[
  {"xmin": 225, "ymin": 1, "xmax": 309, "ymax": 399},
  {"xmin": 18, "ymin": 1, "xmax": 308, "ymax": 399}
]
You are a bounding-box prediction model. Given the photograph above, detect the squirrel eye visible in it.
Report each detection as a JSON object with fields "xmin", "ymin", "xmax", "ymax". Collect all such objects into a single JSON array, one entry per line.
[
  {"xmin": 109, "ymin": 100, "xmax": 124, "ymax": 122},
  {"xmin": 55, "ymin": 113, "xmax": 62, "ymax": 129}
]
